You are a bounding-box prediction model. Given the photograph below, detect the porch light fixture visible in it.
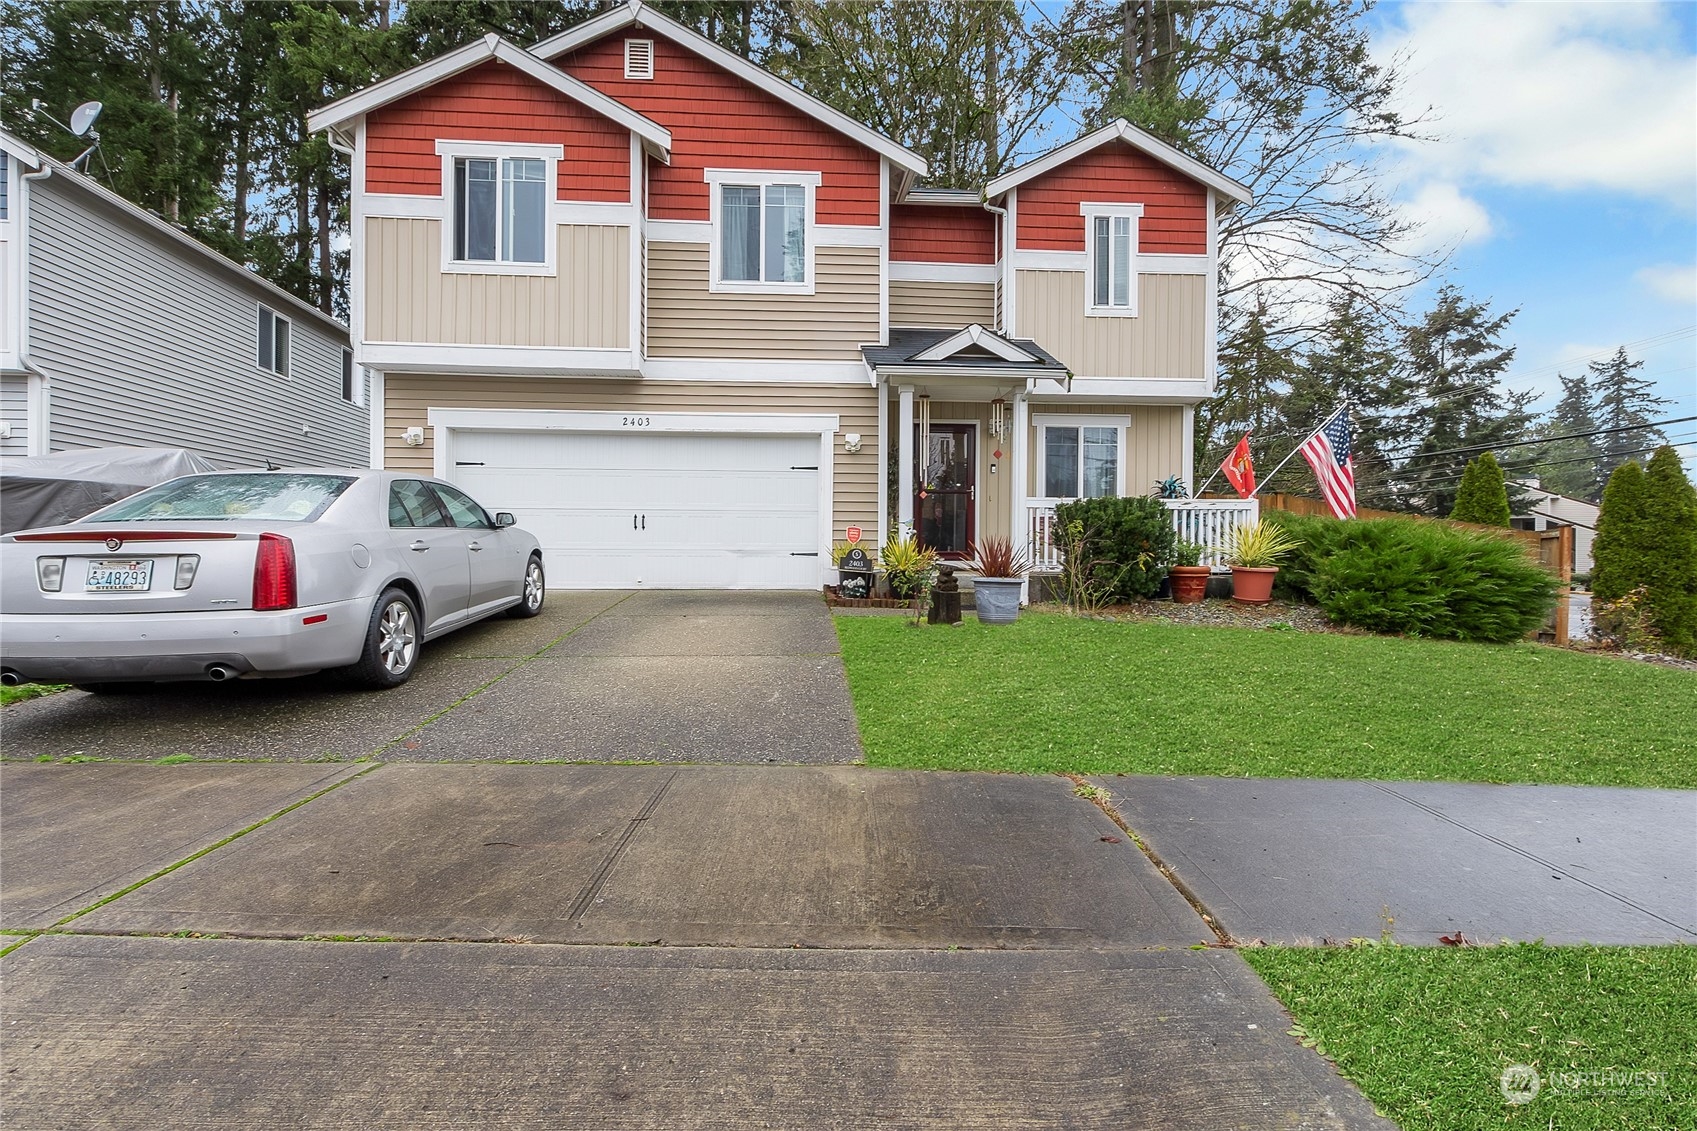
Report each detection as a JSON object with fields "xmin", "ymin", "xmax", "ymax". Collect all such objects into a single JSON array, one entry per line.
[
  {"xmin": 843, "ymin": 433, "xmax": 862, "ymax": 453},
  {"xmin": 403, "ymin": 427, "xmax": 425, "ymax": 447},
  {"xmin": 990, "ymin": 398, "xmax": 1008, "ymax": 442}
]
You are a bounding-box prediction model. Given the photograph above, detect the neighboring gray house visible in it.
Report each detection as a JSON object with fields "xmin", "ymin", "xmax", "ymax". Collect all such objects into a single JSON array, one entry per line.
[{"xmin": 1, "ymin": 128, "xmax": 365, "ymax": 467}]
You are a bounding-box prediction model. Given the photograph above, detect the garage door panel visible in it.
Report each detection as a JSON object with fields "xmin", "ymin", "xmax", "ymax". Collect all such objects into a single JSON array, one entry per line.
[{"xmin": 448, "ymin": 427, "xmax": 824, "ymax": 591}]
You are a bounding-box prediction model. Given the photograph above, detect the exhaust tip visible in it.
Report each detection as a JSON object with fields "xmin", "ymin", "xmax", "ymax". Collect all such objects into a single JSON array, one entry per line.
[
  {"xmin": 0, "ymin": 670, "xmax": 23, "ymax": 687},
  {"xmin": 205, "ymin": 664, "xmax": 238, "ymax": 682}
]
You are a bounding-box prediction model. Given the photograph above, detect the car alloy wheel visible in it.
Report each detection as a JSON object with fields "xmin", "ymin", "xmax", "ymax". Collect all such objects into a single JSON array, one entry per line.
[
  {"xmin": 379, "ymin": 599, "xmax": 417, "ymax": 675},
  {"xmin": 523, "ymin": 560, "xmax": 544, "ymax": 611}
]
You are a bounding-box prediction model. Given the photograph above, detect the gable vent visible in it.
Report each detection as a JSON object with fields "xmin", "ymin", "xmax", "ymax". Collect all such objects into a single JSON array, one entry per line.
[{"xmin": 624, "ymin": 39, "xmax": 655, "ymax": 80}]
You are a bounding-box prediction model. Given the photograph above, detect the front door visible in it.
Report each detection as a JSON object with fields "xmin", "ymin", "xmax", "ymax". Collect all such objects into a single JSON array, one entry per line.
[{"xmin": 915, "ymin": 423, "xmax": 975, "ymax": 558}]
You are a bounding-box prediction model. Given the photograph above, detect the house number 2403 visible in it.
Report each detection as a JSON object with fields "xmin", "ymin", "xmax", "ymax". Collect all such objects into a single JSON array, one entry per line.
[{"xmin": 621, "ymin": 416, "xmax": 652, "ymax": 427}]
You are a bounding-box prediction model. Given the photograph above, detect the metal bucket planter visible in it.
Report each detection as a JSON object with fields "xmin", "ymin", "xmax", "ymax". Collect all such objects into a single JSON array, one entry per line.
[{"xmin": 974, "ymin": 577, "xmax": 1024, "ymax": 624}]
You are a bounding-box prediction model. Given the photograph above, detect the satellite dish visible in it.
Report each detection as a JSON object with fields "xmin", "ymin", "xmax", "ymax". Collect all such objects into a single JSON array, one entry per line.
[{"xmin": 68, "ymin": 101, "xmax": 102, "ymax": 136}]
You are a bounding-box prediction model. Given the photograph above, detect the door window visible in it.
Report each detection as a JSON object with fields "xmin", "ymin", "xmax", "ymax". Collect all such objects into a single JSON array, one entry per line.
[
  {"xmin": 390, "ymin": 480, "xmax": 452, "ymax": 528},
  {"xmin": 431, "ymin": 483, "xmax": 494, "ymax": 529}
]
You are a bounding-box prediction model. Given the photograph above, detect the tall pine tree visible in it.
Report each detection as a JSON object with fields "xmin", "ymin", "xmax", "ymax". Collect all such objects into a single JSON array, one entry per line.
[{"xmin": 1590, "ymin": 348, "xmax": 1671, "ymax": 484}]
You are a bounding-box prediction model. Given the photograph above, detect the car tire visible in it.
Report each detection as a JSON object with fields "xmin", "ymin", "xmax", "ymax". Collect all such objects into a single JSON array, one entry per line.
[
  {"xmin": 507, "ymin": 555, "xmax": 545, "ymax": 619},
  {"xmin": 334, "ymin": 587, "xmax": 421, "ymax": 689}
]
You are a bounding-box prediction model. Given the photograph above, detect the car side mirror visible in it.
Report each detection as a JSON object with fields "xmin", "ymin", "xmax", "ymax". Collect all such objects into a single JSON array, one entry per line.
[{"xmin": 494, "ymin": 512, "xmax": 516, "ymax": 528}]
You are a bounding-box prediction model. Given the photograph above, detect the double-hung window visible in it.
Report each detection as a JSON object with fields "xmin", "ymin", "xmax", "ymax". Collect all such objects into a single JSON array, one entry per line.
[
  {"xmin": 1037, "ymin": 416, "xmax": 1127, "ymax": 500},
  {"xmin": 1080, "ymin": 203, "xmax": 1143, "ymax": 317},
  {"xmin": 436, "ymin": 141, "xmax": 561, "ymax": 274},
  {"xmin": 706, "ymin": 170, "xmax": 818, "ymax": 293},
  {"xmin": 257, "ymin": 305, "xmax": 290, "ymax": 376}
]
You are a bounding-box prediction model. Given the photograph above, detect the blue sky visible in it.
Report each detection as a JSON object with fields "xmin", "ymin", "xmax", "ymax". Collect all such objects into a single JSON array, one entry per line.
[{"xmin": 1367, "ymin": 0, "xmax": 1697, "ymax": 468}]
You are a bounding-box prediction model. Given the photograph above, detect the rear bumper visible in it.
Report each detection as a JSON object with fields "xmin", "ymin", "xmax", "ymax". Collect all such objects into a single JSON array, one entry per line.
[{"xmin": 0, "ymin": 599, "xmax": 370, "ymax": 684}]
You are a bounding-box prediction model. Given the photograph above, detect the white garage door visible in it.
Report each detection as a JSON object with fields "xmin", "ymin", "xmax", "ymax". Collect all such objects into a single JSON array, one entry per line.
[{"xmin": 448, "ymin": 428, "xmax": 823, "ymax": 589}]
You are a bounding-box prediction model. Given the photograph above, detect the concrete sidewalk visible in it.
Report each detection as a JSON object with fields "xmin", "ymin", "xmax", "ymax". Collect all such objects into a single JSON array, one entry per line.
[
  {"xmin": 1096, "ymin": 774, "xmax": 1697, "ymax": 946},
  {"xmin": 1, "ymin": 761, "xmax": 1393, "ymax": 1130}
]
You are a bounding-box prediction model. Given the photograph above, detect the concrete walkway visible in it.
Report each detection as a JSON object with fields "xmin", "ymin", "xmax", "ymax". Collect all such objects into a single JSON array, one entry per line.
[
  {"xmin": 0, "ymin": 590, "xmax": 862, "ymax": 764},
  {"xmin": 0, "ymin": 760, "xmax": 1393, "ymax": 1130},
  {"xmin": 1096, "ymin": 775, "xmax": 1697, "ymax": 946}
]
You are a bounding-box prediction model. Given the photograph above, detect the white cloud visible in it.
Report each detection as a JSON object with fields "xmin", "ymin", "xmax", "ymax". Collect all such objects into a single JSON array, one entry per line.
[
  {"xmin": 1378, "ymin": 1, "xmax": 1697, "ymax": 206},
  {"xmin": 1396, "ymin": 180, "xmax": 1494, "ymax": 253},
  {"xmin": 1635, "ymin": 263, "xmax": 1697, "ymax": 307}
]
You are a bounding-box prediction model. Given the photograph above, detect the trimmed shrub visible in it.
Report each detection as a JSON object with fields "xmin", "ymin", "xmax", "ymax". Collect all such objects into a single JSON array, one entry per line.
[
  {"xmin": 1265, "ymin": 511, "xmax": 1558, "ymax": 643},
  {"xmin": 1449, "ymin": 452, "xmax": 1511, "ymax": 527},
  {"xmin": 1643, "ymin": 446, "xmax": 1697, "ymax": 656},
  {"xmin": 1053, "ymin": 495, "xmax": 1176, "ymax": 602},
  {"xmin": 1591, "ymin": 461, "xmax": 1651, "ymax": 604},
  {"xmin": 1596, "ymin": 447, "xmax": 1697, "ymax": 657}
]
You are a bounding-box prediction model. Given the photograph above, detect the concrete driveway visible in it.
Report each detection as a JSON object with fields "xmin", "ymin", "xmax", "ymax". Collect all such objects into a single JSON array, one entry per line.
[
  {"xmin": 0, "ymin": 590, "xmax": 861, "ymax": 764},
  {"xmin": 0, "ymin": 761, "xmax": 1392, "ymax": 1130}
]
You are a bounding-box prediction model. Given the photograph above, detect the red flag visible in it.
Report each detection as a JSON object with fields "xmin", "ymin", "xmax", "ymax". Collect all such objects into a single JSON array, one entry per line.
[{"xmin": 1221, "ymin": 434, "xmax": 1256, "ymax": 498}]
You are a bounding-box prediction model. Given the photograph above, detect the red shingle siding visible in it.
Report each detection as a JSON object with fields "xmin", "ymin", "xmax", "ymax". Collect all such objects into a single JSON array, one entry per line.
[
  {"xmin": 556, "ymin": 33, "xmax": 881, "ymax": 225},
  {"xmin": 364, "ymin": 61, "xmax": 630, "ymax": 201},
  {"xmin": 890, "ymin": 205, "xmax": 996, "ymax": 263},
  {"xmin": 1015, "ymin": 143, "xmax": 1207, "ymax": 254}
]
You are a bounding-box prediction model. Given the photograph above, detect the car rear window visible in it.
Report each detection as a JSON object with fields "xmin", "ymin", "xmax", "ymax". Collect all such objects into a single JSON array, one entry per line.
[{"xmin": 96, "ymin": 474, "xmax": 355, "ymax": 522}]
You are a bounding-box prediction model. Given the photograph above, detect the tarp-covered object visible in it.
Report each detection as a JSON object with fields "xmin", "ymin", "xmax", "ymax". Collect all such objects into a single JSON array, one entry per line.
[{"xmin": 1, "ymin": 447, "xmax": 219, "ymax": 533}]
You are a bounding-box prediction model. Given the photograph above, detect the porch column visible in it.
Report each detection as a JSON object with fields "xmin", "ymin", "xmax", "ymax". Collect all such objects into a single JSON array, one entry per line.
[
  {"xmin": 1012, "ymin": 392, "xmax": 1030, "ymax": 604},
  {"xmin": 875, "ymin": 377, "xmax": 889, "ymax": 546},
  {"xmin": 897, "ymin": 384, "xmax": 915, "ymax": 537},
  {"xmin": 1181, "ymin": 404, "xmax": 1196, "ymax": 494}
]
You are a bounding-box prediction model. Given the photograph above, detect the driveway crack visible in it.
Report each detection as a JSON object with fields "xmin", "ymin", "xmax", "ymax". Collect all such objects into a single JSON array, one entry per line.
[{"xmin": 564, "ymin": 769, "xmax": 679, "ymax": 923}]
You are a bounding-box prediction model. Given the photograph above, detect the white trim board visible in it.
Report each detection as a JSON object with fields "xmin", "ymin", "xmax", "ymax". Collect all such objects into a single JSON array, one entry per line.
[
  {"xmin": 363, "ymin": 342, "xmax": 640, "ymax": 376},
  {"xmin": 889, "ymin": 261, "xmax": 998, "ymax": 284},
  {"xmin": 986, "ymin": 119, "xmax": 1251, "ymax": 206}
]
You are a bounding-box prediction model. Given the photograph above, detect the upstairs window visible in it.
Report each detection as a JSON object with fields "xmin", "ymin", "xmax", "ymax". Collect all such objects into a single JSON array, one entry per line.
[
  {"xmin": 341, "ymin": 349, "xmax": 361, "ymax": 404},
  {"xmin": 706, "ymin": 170, "xmax": 818, "ymax": 293},
  {"xmin": 1, "ymin": 151, "xmax": 9, "ymax": 220},
  {"xmin": 453, "ymin": 156, "xmax": 546, "ymax": 264},
  {"xmin": 257, "ymin": 306, "xmax": 290, "ymax": 376},
  {"xmin": 1081, "ymin": 203, "xmax": 1143, "ymax": 317}
]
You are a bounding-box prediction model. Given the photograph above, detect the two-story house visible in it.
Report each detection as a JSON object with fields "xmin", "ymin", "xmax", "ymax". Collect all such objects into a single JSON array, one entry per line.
[
  {"xmin": 0, "ymin": 129, "xmax": 366, "ymax": 468},
  {"xmin": 308, "ymin": 0, "xmax": 1251, "ymax": 590}
]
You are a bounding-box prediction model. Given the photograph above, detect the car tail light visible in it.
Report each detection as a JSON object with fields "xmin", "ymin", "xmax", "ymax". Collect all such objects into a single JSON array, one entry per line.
[
  {"xmin": 37, "ymin": 557, "xmax": 65, "ymax": 592},
  {"xmin": 174, "ymin": 554, "xmax": 201, "ymax": 590},
  {"xmin": 252, "ymin": 533, "xmax": 297, "ymax": 611}
]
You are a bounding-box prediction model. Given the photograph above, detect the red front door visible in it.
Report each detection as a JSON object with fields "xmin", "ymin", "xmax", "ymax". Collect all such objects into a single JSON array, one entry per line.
[{"xmin": 916, "ymin": 423, "xmax": 975, "ymax": 558}]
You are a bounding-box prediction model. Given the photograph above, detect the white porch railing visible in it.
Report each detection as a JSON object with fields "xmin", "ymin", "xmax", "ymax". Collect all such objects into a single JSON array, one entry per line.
[{"xmin": 1025, "ymin": 497, "xmax": 1260, "ymax": 573}]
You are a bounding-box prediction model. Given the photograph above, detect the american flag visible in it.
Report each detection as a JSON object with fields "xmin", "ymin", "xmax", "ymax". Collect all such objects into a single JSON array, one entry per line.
[{"xmin": 1298, "ymin": 409, "xmax": 1356, "ymax": 518}]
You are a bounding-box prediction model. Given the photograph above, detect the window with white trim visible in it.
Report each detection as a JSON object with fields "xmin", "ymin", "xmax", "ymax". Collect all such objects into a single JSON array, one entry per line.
[
  {"xmin": 0, "ymin": 152, "xmax": 9, "ymax": 221},
  {"xmin": 1080, "ymin": 203, "xmax": 1143, "ymax": 317},
  {"xmin": 706, "ymin": 170, "xmax": 819, "ymax": 293},
  {"xmin": 453, "ymin": 156, "xmax": 546, "ymax": 264},
  {"xmin": 257, "ymin": 306, "xmax": 290, "ymax": 376},
  {"xmin": 341, "ymin": 349, "xmax": 358, "ymax": 404},
  {"xmin": 1036, "ymin": 415, "xmax": 1128, "ymax": 499}
]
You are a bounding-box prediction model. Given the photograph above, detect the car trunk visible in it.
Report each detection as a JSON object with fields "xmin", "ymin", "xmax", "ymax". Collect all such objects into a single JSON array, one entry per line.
[{"xmin": 2, "ymin": 527, "xmax": 279, "ymax": 615}]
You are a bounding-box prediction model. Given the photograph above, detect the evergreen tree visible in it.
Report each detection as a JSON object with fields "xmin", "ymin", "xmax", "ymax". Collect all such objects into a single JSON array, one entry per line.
[
  {"xmin": 1531, "ymin": 371, "xmax": 1604, "ymax": 502},
  {"xmin": 1195, "ymin": 298, "xmax": 1299, "ymax": 483},
  {"xmin": 1591, "ymin": 461, "xmax": 1652, "ymax": 604},
  {"xmin": 1449, "ymin": 452, "xmax": 1511, "ymax": 527},
  {"xmin": 1398, "ymin": 285, "xmax": 1533, "ymax": 516},
  {"xmin": 1590, "ymin": 348, "xmax": 1671, "ymax": 484},
  {"xmin": 1639, "ymin": 446, "xmax": 1697, "ymax": 657}
]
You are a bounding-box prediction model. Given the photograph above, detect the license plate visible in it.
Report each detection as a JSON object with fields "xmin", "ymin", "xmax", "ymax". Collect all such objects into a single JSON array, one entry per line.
[{"xmin": 86, "ymin": 559, "xmax": 154, "ymax": 591}]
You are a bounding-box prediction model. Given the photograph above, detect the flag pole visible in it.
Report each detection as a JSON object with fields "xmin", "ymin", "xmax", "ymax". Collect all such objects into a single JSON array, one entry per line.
[{"xmin": 1251, "ymin": 404, "xmax": 1346, "ymax": 498}]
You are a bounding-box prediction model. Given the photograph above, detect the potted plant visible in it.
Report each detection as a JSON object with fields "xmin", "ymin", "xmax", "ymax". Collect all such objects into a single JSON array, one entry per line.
[
  {"xmin": 968, "ymin": 535, "xmax": 1031, "ymax": 624},
  {"xmin": 1223, "ymin": 520, "xmax": 1302, "ymax": 605},
  {"xmin": 1168, "ymin": 539, "xmax": 1210, "ymax": 604},
  {"xmin": 881, "ymin": 532, "xmax": 938, "ymax": 603}
]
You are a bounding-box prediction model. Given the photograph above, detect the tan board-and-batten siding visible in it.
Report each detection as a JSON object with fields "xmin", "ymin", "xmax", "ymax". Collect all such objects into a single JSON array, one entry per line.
[
  {"xmin": 1015, "ymin": 271, "xmax": 1206, "ymax": 380},
  {"xmin": 889, "ymin": 280, "xmax": 996, "ymax": 329},
  {"xmin": 383, "ymin": 374, "xmax": 880, "ymax": 537},
  {"xmin": 364, "ymin": 217, "xmax": 629, "ymax": 348},
  {"xmin": 646, "ymin": 242, "xmax": 879, "ymax": 359}
]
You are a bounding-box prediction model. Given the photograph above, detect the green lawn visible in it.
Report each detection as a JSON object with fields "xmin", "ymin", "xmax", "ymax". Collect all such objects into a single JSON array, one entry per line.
[
  {"xmin": 0, "ymin": 683, "xmax": 65, "ymax": 707},
  {"xmin": 1244, "ymin": 944, "xmax": 1697, "ymax": 1130},
  {"xmin": 835, "ymin": 614, "xmax": 1697, "ymax": 788}
]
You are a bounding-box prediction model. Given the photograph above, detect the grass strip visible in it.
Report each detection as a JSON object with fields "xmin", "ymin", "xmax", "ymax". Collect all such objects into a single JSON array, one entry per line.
[
  {"xmin": 835, "ymin": 614, "xmax": 1697, "ymax": 788},
  {"xmin": 1243, "ymin": 943, "xmax": 1697, "ymax": 1130}
]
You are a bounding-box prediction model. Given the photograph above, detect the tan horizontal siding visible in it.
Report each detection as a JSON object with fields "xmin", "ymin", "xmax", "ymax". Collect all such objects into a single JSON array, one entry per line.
[
  {"xmin": 889, "ymin": 280, "xmax": 996, "ymax": 329},
  {"xmin": 365, "ymin": 218, "xmax": 629, "ymax": 349},
  {"xmin": 1026, "ymin": 403, "xmax": 1186, "ymax": 498},
  {"xmin": 384, "ymin": 373, "xmax": 879, "ymax": 538},
  {"xmin": 646, "ymin": 242, "xmax": 879, "ymax": 360},
  {"xmin": 1015, "ymin": 271, "xmax": 1206, "ymax": 380}
]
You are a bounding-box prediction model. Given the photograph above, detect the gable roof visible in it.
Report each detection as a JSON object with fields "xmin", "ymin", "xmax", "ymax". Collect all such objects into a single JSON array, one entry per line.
[
  {"xmin": 531, "ymin": 1, "xmax": 928, "ymax": 182},
  {"xmin": 862, "ymin": 326, "xmax": 1068, "ymax": 377},
  {"xmin": 307, "ymin": 33, "xmax": 673, "ymax": 162},
  {"xmin": 985, "ymin": 119, "xmax": 1252, "ymax": 206},
  {"xmin": 0, "ymin": 128, "xmax": 346, "ymax": 337}
]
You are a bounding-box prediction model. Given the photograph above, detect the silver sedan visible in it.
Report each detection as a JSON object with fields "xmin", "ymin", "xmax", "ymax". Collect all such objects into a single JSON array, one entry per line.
[{"xmin": 0, "ymin": 469, "xmax": 545, "ymax": 691}]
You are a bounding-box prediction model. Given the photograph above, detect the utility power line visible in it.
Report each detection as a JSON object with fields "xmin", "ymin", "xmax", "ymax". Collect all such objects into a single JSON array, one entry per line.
[
  {"xmin": 1356, "ymin": 434, "xmax": 1697, "ymax": 502},
  {"xmin": 1369, "ymin": 413, "xmax": 1697, "ymax": 467}
]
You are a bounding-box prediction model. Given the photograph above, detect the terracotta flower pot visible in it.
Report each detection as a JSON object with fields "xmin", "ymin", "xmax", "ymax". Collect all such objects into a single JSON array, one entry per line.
[
  {"xmin": 1169, "ymin": 565, "xmax": 1211, "ymax": 604},
  {"xmin": 1229, "ymin": 565, "xmax": 1278, "ymax": 605}
]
